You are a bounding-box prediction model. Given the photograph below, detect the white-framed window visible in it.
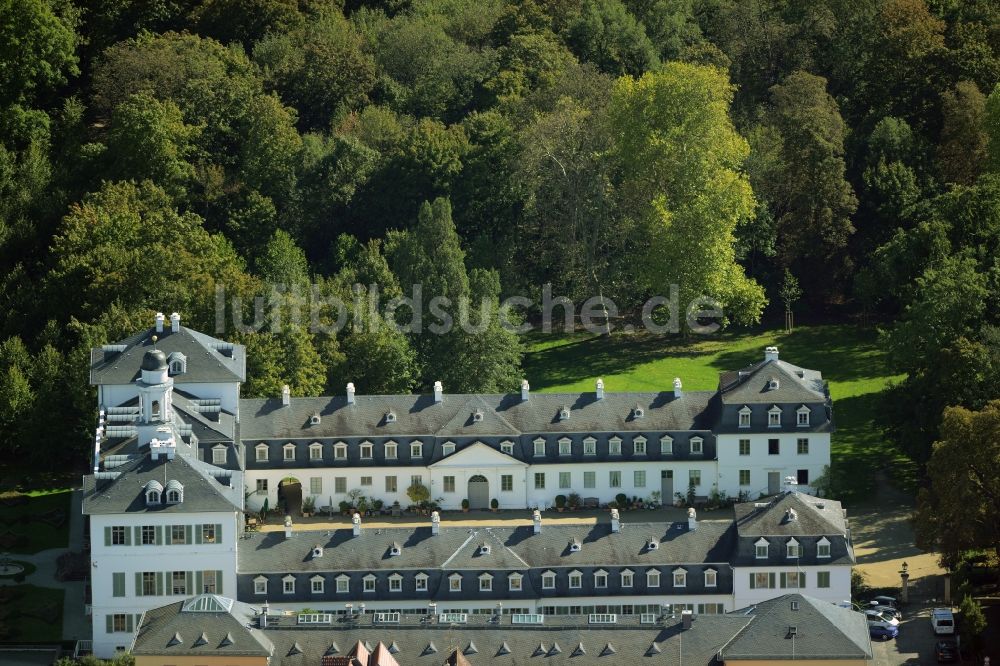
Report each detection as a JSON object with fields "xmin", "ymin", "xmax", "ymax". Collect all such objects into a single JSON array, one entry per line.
[
  {"xmin": 609, "ymin": 437, "xmax": 622, "ymax": 455},
  {"xmin": 309, "ymin": 477, "xmax": 322, "ymax": 495},
  {"xmin": 817, "ymin": 537, "xmax": 831, "ymax": 558},
  {"xmin": 752, "ymin": 572, "xmax": 774, "ymax": 589},
  {"xmin": 415, "ymin": 573, "xmax": 428, "ymax": 591},
  {"xmin": 739, "ymin": 469, "xmax": 750, "ymax": 486},
  {"xmin": 817, "ymin": 571, "xmax": 831, "ymax": 588},
  {"xmin": 385, "ymin": 441, "xmax": 397, "ymax": 459},
  {"xmin": 690, "ymin": 437, "xmax": 703, "ymax": 454},
  {"xmin": 558, "ymin": 438, "xmax": 571, "ymax": 456},
  {"xmin": 201, "ymin": 524, "xmax": 216, "ymax": 543},
  {"xmin": 647, "ymin": 569, "xmax": 660, "ymax": 588},
  {"xmin": 479, "ymin": 574, "xmax": 493, "ymax": 591},
  {"xmin": 634, "ymin": 470, "xmax": 646, "ymax": 487},
  {"xmin": 797, "ymin": 437, "xmax": 809, "ymax": 454},
  {"xmin": 787, "ymin": 538, "xmax": 800, "ymax": 558},
  {"xmin": 583, "ymin": 437, "xmax": 596, "ymax": 455},
  {"xmin": 172, "ymin": 570, "xmax": 187, "ymax": 595},
  {"xmin": 256, "ymin": 479, "xmax": 268, "ymax": 493},
  {"xmin": 797, "ymin": 405, "xmax": 810, "ymax": 426},
  {"xmin": 410, "ymin": 441, "xmax": 423, "ymax": 458},
  {"xmin": 500, "ymin": 441, "xmax": 514, "ymax": 455},
  {"xmin": 282, "ymin": 575, "xmax": 295, "ymax": 594},
  {"xmin": 360, "ymin": 441, "xmax": 373, "ymax": 459},
  {"xmin": 334, "ymin": 442, "xmax": 347, "ymax": 460},
  {"xmin": 621, "ymin": 569, "xmax": 634, "ymax": 587},
  {"xmin": 336, "ymin": 575, "xmax": 350, "ymax": 593},
  {"xmin": 308, "ymin": 442, "xmax": 322, "ymax": 460},
  {"xmin": 704, "ymin": 569, "xmax": 717, "ymax": 587},
  {"xmin": 533, "ymin": 438, "xmax": 545, "ymax": 456},
  {"xmin": 111, "ymin": 526, "xmax": 126, "ymax": 545},
  {"xmin": 443, "ymin": 476, "xmax": 455, "ymax": 493},
  {"xmin": 335, "ymin": 477, "xmax": 347, "ymax": 493},
  {"xmin": 141, "ymin": 525, "xmax": 155, "ymax": 544},
  {"xmin": 633, "ymin": 436, "xmax": 647, "ymax": 455},
  {"xmin": 755, "ymin": 538, "xmax": 769, "ymax": 559},
  {"xmin": 569, "ymin": 571, "xmax": 582, "ymax": 589},
  {"xmin": 689, "ymin": 469, "xmax": 701, "ymax": 486},
  {"xmin": 449, "ymin": 574, "xmax": 462, "ymax": 592},
  {"xmin": 363, "ymin": 574, "xmax": 376, "ymax": 592},
  {"xmin": 739, "ymin": 439, "xmax": 750, "ymax": 455},
  {"xmin": 410, "ymin": 474, "xmax": 423, "ymax": 489},
  {"xmin": 255, "ymin": 443, "xmax": 268, "ymax": 462},
  {"xmin": 559, "ymin": 472, "xmax": 571, "ymax": 489},
  {"xmin": 311, "ymin": 576, "xmax": 324, "ymax": 593},
  {"xmin": 442, "ymin": 441, "xmax": 455, "ymax": 456},
  {"xmin": 111, "ymin": 613, "xmax": 129, "ymax": 632},
  {"xmin": 673, "ymin": 569, "xmax": 687, "ymax": 588},
  {"xmin": 768, "ymin": 406, "xmax": 781, "ymax": 427},
  {"xmin": 254, "ymin": 576, "xmax": 267, "ymax": 595},
  {"xmin": 212, "ymin": 445, "xmax": 227, "ymax": 464},
  {"xmin": 283, "ymin": 443, "xmax": 296, "ymax": 460},
  {"xmin": 781, "ymin": 571, "xmax": 805, "ymax": 589},
  {"xmin": 501, "ymin": 475, "xmax": 513, "ymax": 492},
  {"xmin": 739, "ymin": 406, "xmax": 751, "ymax": 428},
  {"xmin": 541, "ymin": 571, "xmax": 556, "ymax": 589},
  {"xmin": 660, "ymin": 436, "xmax": 673, "ymax": 455},
  {"xmin": 609, "ymin": 471, "xmax": 621, "ymax": 488},
  {"xmin": 594, "ymin": 570, "xmax": 608, "ymax": 588},
  {"xmin": 583, "ymin": 471, "xmax": 595, "ymax": 488},
  {"xmin": 534, "ymin": 472, "xmax": 545, "ymax": 489},
  {"xmin": 509, "ymin": 573, "xmax": 523, "ymax": 591},
  {"xmin": 385, "ymin": 476, "xmax": 397, "ymax": 493},
  {"xmin": 388, "ymin": 574, "xmax": 402, "ymax": 592},
  {"xmin": 360, "ymin": 476, "xmax": 372, "ymax": 487}
]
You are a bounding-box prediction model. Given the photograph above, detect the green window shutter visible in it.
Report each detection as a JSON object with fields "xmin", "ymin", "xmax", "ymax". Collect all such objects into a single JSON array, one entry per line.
[
  {"xmin": 799, "ymin": 572, "xmax": 806, "ymax": 587},
  {"xmin": 124, "ymin": 527, "xmax": 131, "ymax": 546},
  {"xmin": 195, "ymin": 570, "xmax": 203, "ymax": 593},
  {"xmin": 768, "ymin": 573, "xmax": 775, "ymax": 588},
  {"xmin": 126, "ymin": 615, "xmax": 134, "ymax": 632},
  {"xmin": 216, "ymin": 570, "xmax": 223, "ymax": 594},
  {"xmin": 195, "ymin": 525, "xmax": 203, "ymax": 545},
  {"xmin": 106, "ymin": 615, "xmax": 113, "ymax": 633},
  {"xmin": 155, "ymin": 525, "xmax": 163, "ymax": 546},
  {"xmin": 156, "ymin": 571, "xmax": 164, "ymax": 596},
  {"xmin": 215, "ymin": 524, "xmax": 222, "ymax": 543},
  {"xmin": 779, "ymin": 573, "xmax": 786, "ymax": 588},
  {"xmin": 749, "ymin": 573, "xmax": 755, "ymax": 589},
  {"xmin": 135, "ymin": 572, "xmax": 143, "ymax": 596},
  {"xmin": 113, "ymin": 572, "xmax": 125, "ymax": 597},
  {"xmin": 186, "ymin": 571, "xmax": 193, "ymax": 594},
  {"xmin": 185, "ymin": 524, "xmax": 192, "ymax": 544},
  {"xmin": 134, "ymin": 526, "xmax": 141, "ymax": 545},
  {"xmin": 104, "ymin": 526, "xmax": 111, "ymax": 547}
]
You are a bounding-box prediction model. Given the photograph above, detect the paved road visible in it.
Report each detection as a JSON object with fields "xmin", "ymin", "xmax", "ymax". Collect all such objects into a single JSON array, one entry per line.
[{"xmin": 871, "ymin": 602, "xmax": 956, "ymax": 666}]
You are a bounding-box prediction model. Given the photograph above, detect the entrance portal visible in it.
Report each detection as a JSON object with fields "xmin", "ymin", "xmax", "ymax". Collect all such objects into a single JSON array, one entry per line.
[
  {"xmin": 660, "ymin": 470, "xmax": 673, "ymax": 505},
  {"xmin": 767, "ymin": 472, "xmax": 780, "ymax": 495},
  {"xmin": 467, "ymin": 475, "xmax": 489, "ymax": 509}
]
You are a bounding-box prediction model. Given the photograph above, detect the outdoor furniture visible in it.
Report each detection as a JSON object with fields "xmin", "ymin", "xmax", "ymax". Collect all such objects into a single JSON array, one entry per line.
[
  {"xmin": 584, "ymin": 497, "xmax": 599, "ymax": 509},
  {"xmin": 246, "ymin": 518, "xmax": 258, "ymax": 532}
]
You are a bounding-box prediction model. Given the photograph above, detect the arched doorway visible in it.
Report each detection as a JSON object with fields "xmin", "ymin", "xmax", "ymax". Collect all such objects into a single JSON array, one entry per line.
[
  {"xmin": 277, "ymin": 477, "xmax": 302, "ymax": 516},
  {"xmin": 467, "ymin": 475, "xmax": 489, "ymax": 510}
]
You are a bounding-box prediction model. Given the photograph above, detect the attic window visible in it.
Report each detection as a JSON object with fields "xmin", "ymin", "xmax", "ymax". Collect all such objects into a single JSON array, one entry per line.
[
  {"xmin": 389, "ymin": 542, "xmax": 402, "ymax": 556},
  {"xmin": 768, "ymin": 377, "xmax": 779, "ymax": 390},
  {"xmin": 569, "ymin": 539, "xmax": 582, "ymax": 553},
  {"xmin": 739, "ymin": 406, "xmax": 751, "ymax": 428},
  {"xmin": 312, "ymin": 546, "xmax": 324, "ymax": 558},
  {"xmin": 768, "ymin": 406, "xmax": 781, "ymax": 427},
  {"xmin": 472, "ymin": 409, "xmax": 483, "ymax": 423},
  {"xmin": 647, "ymin": 537, "xmax": 659, "ymax": 551},
  {"xmin": 167, "ymin": 352, "xmax": 186, "ymax": 375},
  {"xmin": 787, "ymin": 538, "xmax": 800, "ymax": 558},
  {"xmin": 755, "ymin": 538, "xmax": 769, "ymax": 559},
  {"xmin": 310, "ymin": 413, "xmax": 321, "ymax": 425},
  {"xmin": 165, "ymin": 480, "xmax": 183, "ymax": 504},
  {"xmin": 385, "ymin": 411, "xmax": 396, "ymax": 423},
  {"xmin": 797, "ymin": 405, "xmax": 810, "ymax": 426},
  {"xmin": 817, "ymin": 537, "xmax": 831, "ymax": 558},
  {"xmin": 500, "ymin": 441, "xmax": 514, "ymax": 455},
  {"xmin": 559, "ymin": 406, "xmax": 570, "ymax": 421},
  {"xmin": 144, "ymin": 480, "xmax": 163, "ymax": 506},
  {"xmin": 633, "ymin": 405, "xmax": 644, "ymax": 419},
  {"xmin": 479, "ymin": 543, "xmax": 491, "ymax": 555}
]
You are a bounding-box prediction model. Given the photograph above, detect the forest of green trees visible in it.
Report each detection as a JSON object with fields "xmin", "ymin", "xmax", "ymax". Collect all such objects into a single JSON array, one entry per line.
[{"xmin": 2, "ymin": 0, "xmax": 1000, "ymax": 534}]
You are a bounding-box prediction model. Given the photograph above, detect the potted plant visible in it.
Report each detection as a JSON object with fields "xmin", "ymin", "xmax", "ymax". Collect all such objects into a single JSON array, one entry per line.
[
  {"xmin": 339, "ymin": 500, "xmax": 351, "ymax": 515},
  {"xmin": 650, "ymin": 490, "xmax": 662, "ymax": 508},
  {"xmin": 567, "ymin": 492, "xmax": 581, "ymax": 511},
  {"xmin": 301, "ymin": 496, "xmax": 316, "ymax": 517},
  {"xmin": 406, "ymin": 482, "xmax": 430, "ymax": 510},
  {"xmin": 357, "ymin": 496, "xmax": 369, "ymax": 516},
  {"xmin": 490, "ymin": 498, "xmax": 499, "ymax": 512},
  {"xmin": 373, "ymin": 499, "xmax": 384, "ymax": 514},
  {"xmin": 461, "ymin": 498, "xmax": 470, "ymax": 513},
  {"xmin": 555, "ymin": 495, "xmax": 566, "ymax": 512},
  {"xmin": 616, "ymin": 493, "xmax": 628, "ymax": 509}
]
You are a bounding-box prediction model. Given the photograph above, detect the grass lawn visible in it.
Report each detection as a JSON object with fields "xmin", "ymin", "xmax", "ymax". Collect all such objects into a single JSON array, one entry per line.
[
  {"xmin": 0, "ymin": 585, "xmax": 64, "ymax": 642},
  {"xmin": 0, "ymin": 489, "xmax": 72, "ymax": 554},
  {"xmin": 523, "ymin": 323, "xmax": 908, "ymax": 504}
]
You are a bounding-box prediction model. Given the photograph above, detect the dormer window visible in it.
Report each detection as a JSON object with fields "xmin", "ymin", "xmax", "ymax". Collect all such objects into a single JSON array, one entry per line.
[
  {"xmin": 389, "ymin": 542, "xmax": 402, "ymax": 557},
  {"xmin": 479, "ymin": 543, "xmax": 491, "ymax": 556},
  {"xmin": 559, "ymin": 405, "xmax": 570, "ymax": 421},
  {"xmin": 167, "ymin": 352, "xmax": 186, "ymax": 375},
  {"xmin": 558, "ymin": 438, "xmax": 571, "ymax": 456},
  {"xmin": 817, "ymin": 537, "xmax": 831, "ymax": 558},
  {"xmin": 509, "ymin": 573, "xmax": 523, "ymax": 591},
  {"xmin": 568, "ymin": 570, "xmax": 582, "ymax": 588},
  {"xmin": 441, "ymin": 441, "xmax": 455, "ymax": 456},
  {"xmin": 569, "ymin": 539, "xmax": 582, "ymax": 553},
  {"xmin": 633, "ymin": 405, "xmax": 644, "ymax": 419},
  {"xmin": 282, "ymin": 575, "xmax": 295, "ymax": 594},
  {"xmin": 312, "ymin": 545, "xmax": 324, "ymax": 558},
  {"xmin": 787, "ymin": 538, "xmax": 800, "ymax": 558},
  {"xmin": 472, "ymin": 409, "xmax": 483, "ymax": 423},
  {"xmin": 146, "ymin": 490, "xmax": 160, "ymax": 505},
  {"xmin": 334, "ymin": 442, "xmax": 347, "ymax": 460},
  {"xmin": 283, "ymin": 443, "xmax": 296, "ymax": 461},
  {"xmin": 448, "ymin": 573, "xmax": 462, "ymax": 592},
  {"xmin": 704, "ymin": 568, "xmax": 717, "ymax": 587},
  {"xmin": 478, "ymin": 573, "xmax": 493, "ymax": 591},
  {"xmin": 755, "ymin": 538, "xmax": 769, "ymax": 559},
  {"xmin": 541, "ymin": 571, "xmax": 556, "ymax": 589},
  {"xmin": 255, "ymin": 443, "xmax": 268, "ymax": 462},
  {"xmin": 620, "ymin": 569, "xmax": 634, "ymax": 587},
  {"xmin": 768, "ymin": 377, "xmax": 779, "ymax": 390},
  {"xmin": 165, "ymin": 480, "xmax": 183, "ymax": 504},
  {"xmin": 309, "ymin": 442, "xmax": 323, "ymax": 460},
  {"xmin": 500, "ymin": 441, "xmax": 514, "ymax": 455},
  {"xmin": 660, "ymin": 436, "xmax": 673, "ymax": 455},
  {"xmin": 672, "ymin": 568, "xmax": 687, "ymax": 588},
  {"xmin": 410, "ymin": 441, "xmax": 423, "ymax": 458},
  {"xmin": 583, "ymin": 437, "xmax": 596, "ymax": 455},
  {"xmin": 533, "ymin": 438, "xmax": 545, "ymax": 457},
  {"xmin": 385, "ymin": 411, "xmax": 396, "ymax": 423},
  {"xmin": 388, "ymin": 573, "xmax": 402, "ymax": 592},
  {"xmin": 144, "ymin": 480, "xmax": 163, "ymax": 506},
  {"xmin": 594, "ymin": 570, "xmax": 608, "ymax": 588},
  {"xmin": 739, "ymin": 406, "xmax": 751, "ymax": 428},
  {"xmin": 646, "ymin": 537, "xmax": 659, "ymax": 551},
  {"xmin": 310, "ymin": 412, "xmax": 321, "ymax": 425},
  {"xmin": 690, "ymin": 437, "xmax": 703, "ymax": 455},
  {"xmin": 797, "ymin": 405, "xmax": 810, "ymax": 426},
  {"xmin": 646, "ymin": 569, "xmax": 660, "ymax": 588},
  {"xmin": 768, "ymin": 406, "xmax": 781, "ymax": 427},
  {"xmin": 634, "ymin": 436, "xmax": 647, "ymax": 455},
  {"xmin": 609, "ymin": 437, "xmax": 622, "ymax": 455}
]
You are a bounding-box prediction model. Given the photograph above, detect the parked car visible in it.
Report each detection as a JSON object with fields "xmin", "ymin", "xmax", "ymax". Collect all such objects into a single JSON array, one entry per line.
[
  {"xmin": 871, "ymin": 595, "xmax": 898, "ymax": 608},
  {"xmin": 935, "ymin": 640, "xmax": 958, "ymax": 663},
  {"xmin": 868, "ymin": 601, "xmax": 901, "ymax": 620},
  {"xmin": 931, "ymin": 608, "xmax": 955, "ymax": 635},
  {"xmin": 869, "ymin": 624, "xmax": 899, "ymax": 641},
  {"xmin": 865, "ymin": 609, "xmax": 901, "ymax": 629}
]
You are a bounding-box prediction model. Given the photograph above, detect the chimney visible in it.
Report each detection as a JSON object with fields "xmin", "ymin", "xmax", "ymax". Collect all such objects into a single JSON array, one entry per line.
[
  {"xmin": 764, "ymin": 346, "xmax": 779, "ymax": 362},
  {"xmin": 681, "ymin": 610, "xmax": 693, "ymax": 630},
  {"xmin": 610, "ymin": 508, "xmax": 620, "ymax": 533},
  {"xmin": 352, "ymin": 512, "xmax": 361, "ymax": 536},
  {"xmin": 284, "ymin": 515, "xmax": 293, "ymax": 539},
  {"xmin": 433, "ymin": 381, "xmax": 443, "ymax": 403},
  {"xmin": 155, "ymin": 312, "xmax": 165, "ymax": 333},
  {"xmin": 688, "ymin": 507, "xmax": 697, "ymax": 531},
  {"xmin": 260, "ymin": 601, "xmax": 269, "ymax": 628},
  {"xmin": 170, "ymin": 312, "xmax": 180, "ymax": 333},
  {"xmin": 346, "ymin": 382, "xmax": 355, "ymax": 404},
  {"xmin": 281, "ymin": 384, "xmax": 290, "ymax": 406},
  {"xmin": 673, "ymin": 377, "xmax": 682, "ymax": 398},
  {"xmin": 596, "ymin": 378, "xmax": 605, "ymax": 400},
  {"xmin": 431, "ymin": 510, "xmax": 440, "ymax": 535},
  {"xmin": 521, "ymin": 379, "xmax": 530, "ymax": 402},
  {"xmin": 532, "ymin": 509, "xmax": 542, "ymax": 534}
]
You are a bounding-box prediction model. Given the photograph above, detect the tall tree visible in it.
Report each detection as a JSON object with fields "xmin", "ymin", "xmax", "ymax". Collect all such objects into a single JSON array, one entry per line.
[
  {"xmin": 0, "ymin": 0, "xmax": 80, "ymax": 106},
  {"xmin": 937, "ymin": 81, "xmax": 988, "ymax": 185},
  {"xmin": 566, "ymin": 0, "xmax": 659, "ymax": 77}
]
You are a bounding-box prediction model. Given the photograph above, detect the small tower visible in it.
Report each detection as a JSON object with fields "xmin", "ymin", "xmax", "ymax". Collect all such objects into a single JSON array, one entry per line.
[{"xmin": 136, "ymin": 344, "xmax": 174, "ymax": 448}]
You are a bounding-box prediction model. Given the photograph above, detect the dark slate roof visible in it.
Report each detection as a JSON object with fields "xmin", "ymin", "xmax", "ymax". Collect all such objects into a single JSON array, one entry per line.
[
  {"xmin": 132, "ymin": 598, "xmax": 754, "ymax": 665},
  {"xmin": 90, "ymin": 326, "xmax": 245, "ymax": 385},
  {"xmin": 131, "ymin": 596, "xmax": 272, "ymax": 657},
  {"xmin": 237, "ymin": 521, "xmax": 734, "ymax": 573},
  {"xmin": 172, "ymin": 390, "xmax": 236, "ymax": 442},
  {"xmin": 239, "ymin": 391, "xmax": 716, "ymax": 440},
  {"xmin": 82, "ymin": 452, "xmax": 243, "ymax": 515},
  {"xmin": 734, "ymin": 492, "xmax": 848, "ymax": 537},
  {"xmin": 721, "ymin": 594, "xmax": 872, "ymax": 661},
  {"xmin": 719, "ymin": 359, "xmax": 827, "ymax": 405}
]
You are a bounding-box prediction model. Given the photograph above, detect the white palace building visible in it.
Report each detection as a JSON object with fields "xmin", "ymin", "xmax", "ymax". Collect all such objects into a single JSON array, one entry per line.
[{"xmin": 82, "ymin": 313, "xmax": 847, "ymax": 658}]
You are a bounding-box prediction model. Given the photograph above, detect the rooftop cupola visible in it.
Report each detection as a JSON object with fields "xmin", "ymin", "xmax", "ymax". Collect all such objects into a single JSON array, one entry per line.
[
  {"xmin": 140, "ymin": 349, "xmax": 168, "ymax": 384},
  {"xmin": 765, "ymin": 346, "xmax": 779, "ymax": 362}
]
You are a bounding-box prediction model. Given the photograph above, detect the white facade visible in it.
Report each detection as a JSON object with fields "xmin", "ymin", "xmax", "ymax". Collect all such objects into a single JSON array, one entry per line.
[
  {"xmin": 732, "ymin": 564, "xmax": 852, "ymax": 607},
  {"xmin": 716, "ymin": 432, "xmax": 831, "ymax": 497}
]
